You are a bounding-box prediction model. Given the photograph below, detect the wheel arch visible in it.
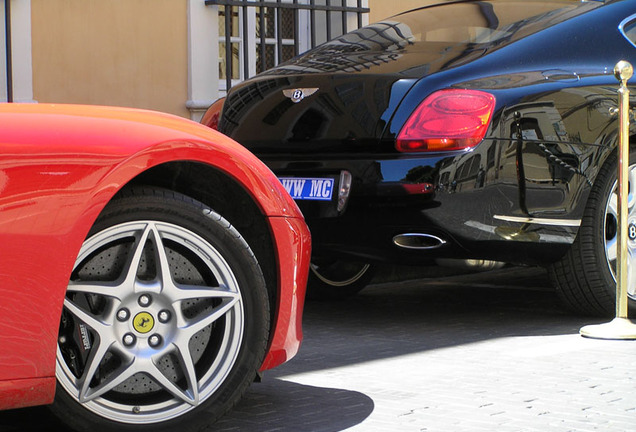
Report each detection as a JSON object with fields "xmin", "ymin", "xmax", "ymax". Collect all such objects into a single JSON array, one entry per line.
[
  {"xmin": 587, "ymin": 133, "xmax": 636, "ymax": 195},
  {"xmin": 549, "ymin": 133, "xmax": 636, "ymax": 315},
  {"xmin": 568, "ymin": 132, "xmax": 636, "ymax": 243},
  {"xmin": 120, "ymin": 161, "xmax": 280, "ymax": 329}
]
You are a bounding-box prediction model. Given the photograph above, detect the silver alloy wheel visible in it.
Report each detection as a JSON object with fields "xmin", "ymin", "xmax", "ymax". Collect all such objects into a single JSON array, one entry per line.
[
  {"xmin": 310, "ymin": 262, "xmax": 371, "ymax": 287},
  {"xmin": 604, "ymin": 166, "xmax": 636, "ymax": 300},
  {"xmin": 56, "ymin": 220, "xmax": 244, "ymax": 424}
]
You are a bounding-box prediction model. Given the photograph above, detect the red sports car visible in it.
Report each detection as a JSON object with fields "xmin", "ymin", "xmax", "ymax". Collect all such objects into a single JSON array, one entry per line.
[{"xmin": 0, "ymin": 103, "xmax": 311, "ymax": 432}]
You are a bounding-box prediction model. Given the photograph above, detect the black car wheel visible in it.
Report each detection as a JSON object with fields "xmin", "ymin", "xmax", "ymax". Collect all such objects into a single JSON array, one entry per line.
[
  {"xmin": 307, "ymin": 259, "xmax": 375, "ymax": 300},
  {"xmin": 550, "ymin": 150, "xmax": 636, "ymax": 316},
  {"xmin": 51, "ymin": 187, "xmax": 269, "ymax": 432}
]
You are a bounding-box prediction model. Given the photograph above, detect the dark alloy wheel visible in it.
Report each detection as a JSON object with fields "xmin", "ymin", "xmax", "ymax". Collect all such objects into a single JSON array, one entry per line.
[
  {"xmin": 550, "ymin": 150, "xmax": 636, "ymax": 316},
  {"xmin": 51, "ymin": 187, "xmax": 269, "ymax": 432}
]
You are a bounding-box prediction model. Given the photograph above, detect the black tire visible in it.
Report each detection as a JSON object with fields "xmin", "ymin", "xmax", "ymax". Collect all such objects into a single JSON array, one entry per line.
[
  {"xmin": 307, "ymin": 259, "xmax": 375, "ymax": 300},
  {"xmin": 549, "ymin": 149, "xmax": 636, "ymax": 316},
  {"xmin": 50, "ymin": 187, "xmax": 269, "ymax": 432}
]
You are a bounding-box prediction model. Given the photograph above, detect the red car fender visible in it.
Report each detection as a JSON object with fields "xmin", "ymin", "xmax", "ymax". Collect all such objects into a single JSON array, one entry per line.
[
  {"xmin": 261, "ymin": 216, "xmax": 311, "ymax": 371},
  {"xmin": 0, "ymin": 104, "xmax": 310, "ymax": 409}
]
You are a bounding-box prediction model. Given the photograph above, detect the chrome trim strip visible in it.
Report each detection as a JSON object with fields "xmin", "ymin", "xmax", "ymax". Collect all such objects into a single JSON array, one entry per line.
[
  {"xmin": 493, "ymin": 215, "xmax": 581, "ymax": 227},
  {"xmin": 619, "ymin": 14, "xmax": 636, "ymax": 49}
]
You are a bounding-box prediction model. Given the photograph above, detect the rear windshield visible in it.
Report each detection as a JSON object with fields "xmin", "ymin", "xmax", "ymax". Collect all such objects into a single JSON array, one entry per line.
[{"xmin": 326, "ymin": 0, "xmax": 600, "ymax": 52}]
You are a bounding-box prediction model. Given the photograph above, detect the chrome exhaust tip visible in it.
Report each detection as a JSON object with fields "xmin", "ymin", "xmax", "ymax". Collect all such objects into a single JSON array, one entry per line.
[{"xmin": 393, "ymin": 233, "xmax": 446, "ymax": 250}]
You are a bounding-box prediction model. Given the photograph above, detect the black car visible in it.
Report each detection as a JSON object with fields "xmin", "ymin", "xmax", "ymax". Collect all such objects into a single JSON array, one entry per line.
[{"xmin": 204, "ymin": 0, "xmax": 636, "ymax": 315}]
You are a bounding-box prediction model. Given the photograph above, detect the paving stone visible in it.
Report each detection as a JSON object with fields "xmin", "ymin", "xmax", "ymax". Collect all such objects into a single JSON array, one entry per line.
[{"xmin": 1, "ymin": 266, "xmax": 634, "ymax": 432}]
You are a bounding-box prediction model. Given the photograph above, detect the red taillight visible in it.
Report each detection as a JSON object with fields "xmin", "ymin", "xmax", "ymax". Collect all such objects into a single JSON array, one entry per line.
[
  {"xmin": 201, "ymin": 97, "xmax": 226, "ymax": 130},
  {"xmin": 396, "ymin": 89, "xmax": 495, "ymax": 152}
]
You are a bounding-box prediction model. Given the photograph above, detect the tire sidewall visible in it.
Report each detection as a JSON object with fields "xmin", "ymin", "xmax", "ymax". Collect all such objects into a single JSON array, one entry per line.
[{"xmin": 584, "ymin": 148, "xmax": 636, "ymax": 311}]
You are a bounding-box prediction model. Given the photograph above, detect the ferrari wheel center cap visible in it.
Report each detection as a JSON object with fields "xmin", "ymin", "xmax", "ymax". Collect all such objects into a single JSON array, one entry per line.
[{"xmin": 133, "ymin": 312, "xmax": 155, "ymax": 334}]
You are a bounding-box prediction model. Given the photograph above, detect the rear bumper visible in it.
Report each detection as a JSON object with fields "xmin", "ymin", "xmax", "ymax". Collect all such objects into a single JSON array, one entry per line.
[{"xmin": 261, "ymin": 146, "xmax": 584, "ymax": 265}]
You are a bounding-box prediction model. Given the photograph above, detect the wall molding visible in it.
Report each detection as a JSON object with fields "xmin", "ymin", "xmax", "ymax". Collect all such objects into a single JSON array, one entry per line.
[
  {"xmin": 186, "ymin": 0, "xmax": 219, "ymax": 121},
  {"xmin": 10, "ymin": 0, "xmax": 35, "ymax": 103}
]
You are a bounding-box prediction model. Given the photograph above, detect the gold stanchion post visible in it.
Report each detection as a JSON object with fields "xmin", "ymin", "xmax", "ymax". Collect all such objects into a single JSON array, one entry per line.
[{"xmin": 580, "ymin": 61, "xmax": 636, "ymax": 339}]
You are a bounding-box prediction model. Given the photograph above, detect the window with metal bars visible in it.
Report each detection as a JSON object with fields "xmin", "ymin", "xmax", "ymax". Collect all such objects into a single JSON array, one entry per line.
[{"xmin": 206, "ymin": 0, "xmax": 369, "ymax": 94}]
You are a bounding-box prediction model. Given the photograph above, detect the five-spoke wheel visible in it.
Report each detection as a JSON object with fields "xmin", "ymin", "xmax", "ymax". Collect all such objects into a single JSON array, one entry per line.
[{"xmin": 51, "ymin": 188, "xmax": 269, "ymax": 432}]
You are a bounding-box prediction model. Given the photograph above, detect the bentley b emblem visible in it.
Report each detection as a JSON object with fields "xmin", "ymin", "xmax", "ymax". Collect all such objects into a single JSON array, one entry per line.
[{"xmin": 283, "ymin": 88, "xmax": 318, "ymax": 103}]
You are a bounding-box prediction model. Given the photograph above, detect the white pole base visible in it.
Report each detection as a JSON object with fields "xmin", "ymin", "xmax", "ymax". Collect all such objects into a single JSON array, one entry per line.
[{"xmin": 580, "ymin": 317, "xmax": 636, "ymax": 340}]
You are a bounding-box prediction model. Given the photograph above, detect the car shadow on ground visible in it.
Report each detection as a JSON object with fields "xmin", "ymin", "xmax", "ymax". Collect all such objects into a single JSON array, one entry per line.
[
  {"xmin": 213, "ymin": 266, "xmax": 605, "ymax": 431},
  {"xmin": 0, "ymin": 266, "xmax": 605, "ymax": 432},
  {"xmin": 270, "ymin": 266, "xmax": 601, "ymax": 376},
  {"xmin": 0, "ymin": 381, "xmax": 373, "ymax": 432},
  {"xmin": 215, "ymin": 380, "xmax": 374, "ymax": 431}
]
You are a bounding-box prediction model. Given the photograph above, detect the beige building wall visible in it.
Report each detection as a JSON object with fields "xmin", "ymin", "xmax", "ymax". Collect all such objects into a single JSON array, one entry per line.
[
  {"xmin": 368, "ymin": 0, "xmax": 435, "ymax": 22},
  {"xmin": 31, "ymin": 0, "xmax": 189, "ymax": 118},
  {"xmin": 28, "ymin": 1, "xmax": 380, "ymax": 119}
]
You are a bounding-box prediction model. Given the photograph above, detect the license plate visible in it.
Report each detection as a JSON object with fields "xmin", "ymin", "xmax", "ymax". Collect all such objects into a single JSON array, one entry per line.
[{"xmin": 279, "ymin": 177, "xmax": 334, "ymax": 201}]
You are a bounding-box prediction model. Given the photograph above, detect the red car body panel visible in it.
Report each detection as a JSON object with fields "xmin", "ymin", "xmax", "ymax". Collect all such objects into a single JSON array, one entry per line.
[
  {"xmin": 0, "ymin": 378, "xmax": 54, "ymax": 410},
  {"xmin": 261, "ymin": 216, "xmax": 311, "ymax": 371},
  {"xmin": 0, "ymin": 104, "xmax": 310, "ymax": 410}
]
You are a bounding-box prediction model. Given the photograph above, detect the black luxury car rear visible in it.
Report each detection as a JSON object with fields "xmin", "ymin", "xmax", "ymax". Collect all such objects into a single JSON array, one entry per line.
[{"xmin": 204, "ymin": 0, "xmax": 636, "ymax": 315}]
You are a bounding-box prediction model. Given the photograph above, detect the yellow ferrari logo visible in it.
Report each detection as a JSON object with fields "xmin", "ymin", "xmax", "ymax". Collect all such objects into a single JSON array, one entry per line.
[{"xmin": 133, "ymin": 312, "xmax": 154, "ymax": 334}]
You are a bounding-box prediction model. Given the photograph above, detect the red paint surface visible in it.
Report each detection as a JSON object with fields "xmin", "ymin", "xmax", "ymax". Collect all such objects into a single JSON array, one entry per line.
[
  {"xmin": 0, "ymin": 104, "xmax": 309, "ymax": 410},
  {"xmin": 261, "ymin": 216, "xmax": 311, "ymax": 371},
  {"xmin": 0, "ymin": 378, "xmax": 55, "ymax": 409}
]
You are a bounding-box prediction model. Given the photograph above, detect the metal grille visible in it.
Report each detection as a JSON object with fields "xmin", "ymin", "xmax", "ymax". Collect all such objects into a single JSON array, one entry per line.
[
  {"xmin": 206, "ymin": 0, "xmax": 369, "ymax": 91},
  {"xmin": 3, "ymin": 0, "xmax": 12, "ymax": 102}
]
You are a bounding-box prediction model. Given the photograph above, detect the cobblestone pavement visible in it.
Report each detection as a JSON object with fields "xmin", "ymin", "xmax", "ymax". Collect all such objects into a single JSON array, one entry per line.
[{"xmin": 2, "ymin": 266, "xmax": 635, "ymax": 431}]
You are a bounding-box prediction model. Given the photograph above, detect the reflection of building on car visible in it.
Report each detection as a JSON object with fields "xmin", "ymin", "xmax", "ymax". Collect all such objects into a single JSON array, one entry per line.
[
  {"xmin": 437, "ymin": 100, "xmax": 595, "ymax": 204},
  {"xmin": 0, "ymin": 104, "xmax": 311, "ymax": 432},
  {"xmin": 204, "ymin": 0, "xmax": 636, "ymax": 316}
]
